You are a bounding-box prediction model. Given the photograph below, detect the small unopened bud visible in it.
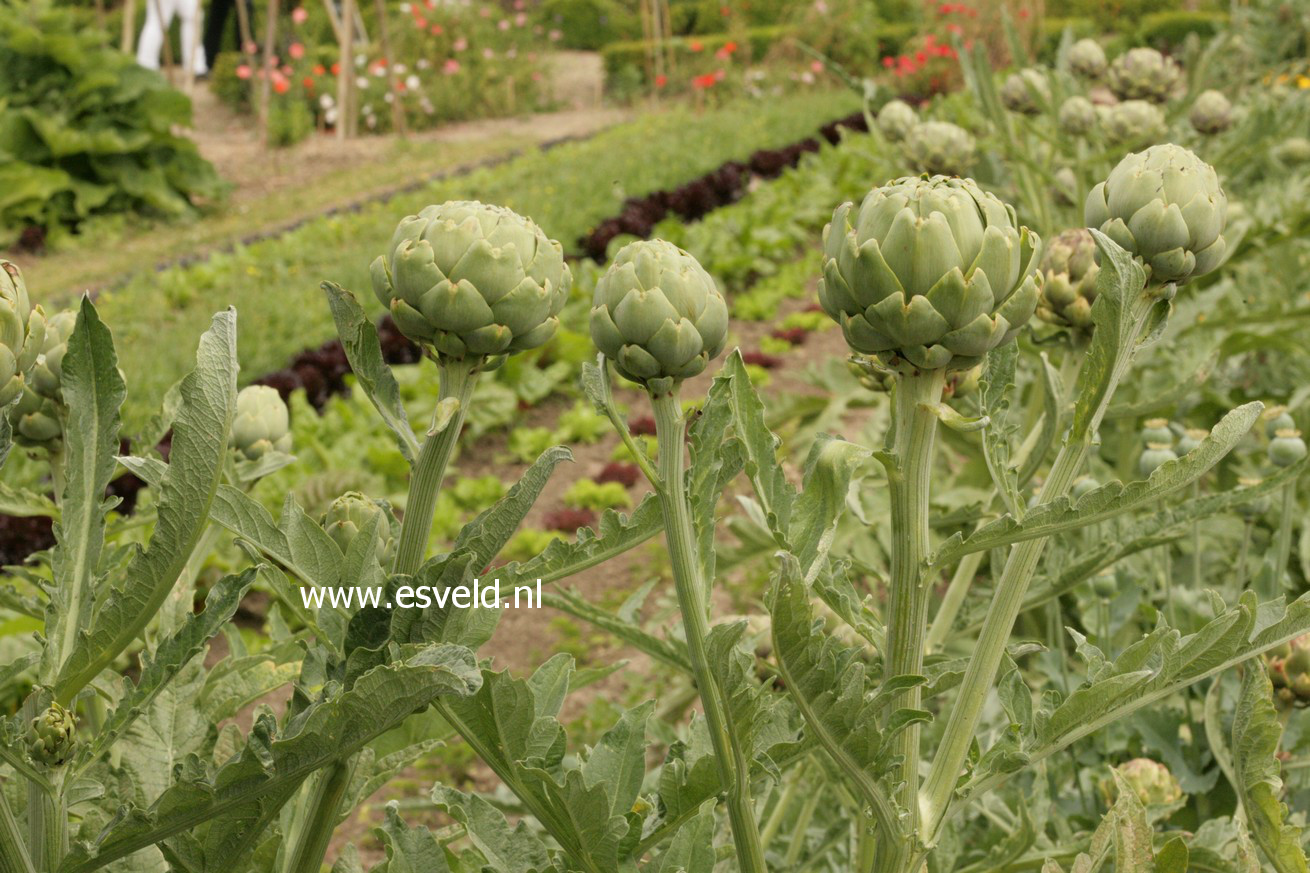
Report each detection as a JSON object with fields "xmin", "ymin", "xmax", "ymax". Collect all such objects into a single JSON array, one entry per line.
[{"xmin": 1269, "ymin": 429, "xmax": 1307, "ymax": 468}]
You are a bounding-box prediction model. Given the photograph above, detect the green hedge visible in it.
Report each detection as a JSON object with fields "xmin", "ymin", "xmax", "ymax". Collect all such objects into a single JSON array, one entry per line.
[
  {"xmin": 538, "ymin": 0, "xmax": 641, "ymax": 51},
  {"xmin": 1137, "ymin": 10, "xmax": 1227, "ymax": 48}
]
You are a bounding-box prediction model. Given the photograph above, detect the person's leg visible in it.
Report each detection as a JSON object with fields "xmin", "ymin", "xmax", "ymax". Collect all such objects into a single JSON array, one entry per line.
[
  {"xmin": 176, "ymin": 0, "xmax": 208, "ymax": 75},
  {"xmin": 203, "ymin": 0, "xmax": 232, "ymax": 67},
  {"xmin": 135, "ymin": 0, "xmax": 167, "ymax": 69}
]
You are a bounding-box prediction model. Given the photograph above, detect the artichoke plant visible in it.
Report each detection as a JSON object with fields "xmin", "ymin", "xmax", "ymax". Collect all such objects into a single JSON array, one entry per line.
[
  {"xmin": 1111, "ymin": 759, "xmax": 1183, "ymax": 806},
  {"xmin": 1068, "ymin": 38, "xmax": 1107, "ymax": 79},
  {"xmin": 1058, "ymin": 96, "xmax": 1097, "ymax": 136},
  {"xmin": 231, "ymin": 385, "xmax": 293, "ymax": 461},
  {"xmin": 1107, "ymin": 47, "xmax": 1182, "ymax": 103},
  {"xmin": 1189, "ymin": 89, "xmax": 1233, "ymax": 134},
  {"xmin": 818, "ymin": 175, "xmax": 1041, "ymax": 372},
  {"xmin": 1037, "ymin": 229, "xmax": 1099, "ymax": 335},
  {"xmin": 590, "ymin": 239, "xmax": 728, "ymax": 386},
  {"xmin": 371, "ymin": 201, "xmax": 572, "ymax": 362},
  {"xmin": 323, "ymin": 491, "xmax": 397, "ymax": 565},
  {"xmin": 1085, "ymin": 144, "xmax": 1228, "ymax": 285},
  {"xmin": 904, "ymin": 121, "xmax": 977, "ymax": 177},
  {"xmin": 7, "ymin": 309, "xmax": 75, "ymax": 449},
  {"xmin": 1000, "ymin": 68, "xmax": 1050, "ymax": 115},
  {"xmin": 877, "ymin": 99, "xmax": 918, "ymax": 142},
  {"xmin": 1268, "ymin": 636, "xmax": 1310, "ymax": 707},
  {"xmin": 0, "ymin": 259, "xmax": 45, "ymax": 408},
  {"xmin": 27, "ymin": 701, "xmax": 77, "ymax": 767},
  {"xmin": 1100, "ymin": 99, "xmax": 1167, "ymax": 145}
]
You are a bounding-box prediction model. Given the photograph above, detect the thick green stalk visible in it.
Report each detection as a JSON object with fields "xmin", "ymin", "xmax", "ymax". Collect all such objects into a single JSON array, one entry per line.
[
  {"xmin": 0, "ymin": 788, "xmax": 33, "ymax": 873},
  {"xmin": 1272, "ymin": 481, "xmax": 1297, "ymax": 598},
  {"xmin": 879, "ymin": 368, "xmax": 945, "ymax": 857},
  {"xmin": 1188, "ymin": 481, "xmax": 1202, "ymax": 591},
  {"xmin": 392, "ymin": 361, "xmax": 477, "ymax": 576},
  {"xmin": 651, "ymin": 390, "xmax": 767, "ymax": 873},
  {"xmin": 20, "ymin": 699, "xmax": 64, "ymax": 873},
  {"xmin": 284, "ymin": 757, "xmax": 354, "ymax": 873}
]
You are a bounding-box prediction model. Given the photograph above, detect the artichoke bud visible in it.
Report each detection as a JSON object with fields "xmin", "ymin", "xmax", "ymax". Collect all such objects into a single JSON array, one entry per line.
[
  {"xmin": 877, "ymin": 99, "xmax": 918, "ymax": 142},
  {"xmin": 1189, "ymin": 90, "xmax": 1233, "ymax": 135},
  {"xmin": 946, "ymin": 364, "xmax": 981, "ymax": 398},
  {"xmin": 10, "ymin": 388, "xmax": 63, "ymax": 447},
  {"xmin": 1140, "ymin": 418, "xmax": 1173, "ymax": 446},
  {"xmin": 1058, "ymin": 96, "xmax": 1097, "ymax": 136},
  {"xmin": 0, "ymin": 260, "xmax": 46, "ymax": 408},
  {"xmin": 847, "ymin": 354, "xmax": 896, "ymax": 393},
  {"xmin": 1108, "ymin": 758, "xmax": 1183, "ymax": 806},
  {"xmin": 27, "ymin": 701, "xmax": 77, "ymax": 767},
  {"xmin": 231, "ymin": 385, "xmax": 292, "ymax": 461},
  {"xmin": 1099, "ymin": 100, "xmax": 1167, "ymax": 145},
  {"xmin": 1236, "ymin": 476, "xmax": 1270, "ymax": 519},
  {"xmin": 1263, "ymin": 405, "xmax": 1294, "ymax": 438},
  {"xmin": 903, "ymin": 121, "xmax": 977, "ymax": 177},
  {"xmin": 1272, "ymin": 138, "xmax": 1310, "ymax": 168},
  {"xmin": 1139, "ymin": 442, "xmax": 1177, "ymax": 477},
  {"xmin": 323, "ymin": 491, "xmax": 396, "ymax": 566},
  {"xmin": 27, "ymin": 309, "xmax": 77, "ymax": 401},
  {"xmin": 1176, "ymin": 427, "xmax": 1207, "ymax": 455},
  {"xmin": 372, "ymin": 201, "xmax": 572, "ymax": 363},
  {"xmin": 1107, "ymin": 48, "xmax": 1182, "ymax": 103},
  {"xmin": 590, "ymin": 240, "xmax": 728, "ymax": 389},
  {"xmin": 1269, "ymin": 429, "xmax": 1307, "ymax": 468},
  {"xmin": 1068, "ymin": 38, "xmax": 1108, "ymax": 79},
  {"xmin": 1037, "ymin": 229, "xmax": 1099, "ymax": 332},
  {"xmin": 1000, "ymin": 68, "xmax": 1050, "ymax": 115},
  {"xmin": 1090, "ymin": 568, "xmax": 1117, "ymax": 598},
  {"xmin": 1267, "ymin": 635, "xmax": 1310, "ymax": 707},
  {"xmin": 1085, "ymin": 144, "xmax": 1228, "ymax": 285},
  {"xmin": 818, "ymin": 175, "xmax": 1041, "ymax": 373}
]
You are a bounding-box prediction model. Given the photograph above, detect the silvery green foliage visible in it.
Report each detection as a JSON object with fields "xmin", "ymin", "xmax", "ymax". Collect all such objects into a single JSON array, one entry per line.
[
  {"xmin": 1100, "ymin": 99, "xmax": 1168, "ymax": 145},
  {"xmin": 876, "ymin": 98, "xmax": 917, "ymax": 142},
  {"xmin": 1000, "ymin": 68, "xmax": 1050, "ymax": 115},
  {"xmin": 903, "ymin": 120, "xmax": 977, "ymax": 176}
]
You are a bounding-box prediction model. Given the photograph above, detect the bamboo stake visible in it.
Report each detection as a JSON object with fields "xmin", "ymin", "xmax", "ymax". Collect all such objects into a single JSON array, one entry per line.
[
  {"xmin": 372, "ymin": 0, "xmax": 405, "ymax": 136},
  {"xmin": 261, "ymin": 0, "xmax": 281, "ymax": 147},
  {"xmin": 234, "ymin": 0, "xmax": 255, "ymax": 54},
  {"xmin": 121, "ymin": 0, "xmax": 136, "ymax": 52},
  {"xmin": 337, "ymin": 0, "xmax": 355, "ymax": 139}
]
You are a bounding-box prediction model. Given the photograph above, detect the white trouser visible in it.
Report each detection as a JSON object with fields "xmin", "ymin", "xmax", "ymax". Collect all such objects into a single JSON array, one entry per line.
[{"xmin": 137, "ymin": 0, "xmax": 208, "ymax": 75}]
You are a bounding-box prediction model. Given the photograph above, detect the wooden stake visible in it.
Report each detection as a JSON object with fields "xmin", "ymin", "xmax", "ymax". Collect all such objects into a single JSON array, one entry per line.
[
  {"xmin": 121, "ymin": 0, "xmax": 136, "ymax": 52},
  {"xmin": 261, "ymin": 0, "xmax": 280, "ymax": 147},
  {"xmin": 337, "ymin": 0, "xmax": 355, "ymax": 139},
  {"xmin": 372, "ymin": 0, "xmax": 405, "ymax": 136}
]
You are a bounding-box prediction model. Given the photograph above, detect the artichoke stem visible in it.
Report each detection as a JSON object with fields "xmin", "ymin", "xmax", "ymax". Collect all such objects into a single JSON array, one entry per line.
[
  {"xmin": 1237, "ymin": 519, "xmax": 1253, "ymax": 594},
  {"xmin": 284, "ymin": 756, "xmax": 355, "ymax": 873},
  {"xmin": 392, "ymin": 361, "xmax": 478, "ymax": 577},
  {"xmin": 650, "ymin": 390, "xmax": 767, "ymax": 873},
  {"xmin": 876, "ymin": 367, "xmax": 945, "ymax": 870},
  {"xmin": 1271, "ymin": 481, "xmax": 1297, "ymax": 599},
  {"xmin": 21, "ymin": 699, "xmax": 65, "ymax": 873},
  {"xmin": 0, "ymin": 788, "xmax": 33, "ymax": 873}
]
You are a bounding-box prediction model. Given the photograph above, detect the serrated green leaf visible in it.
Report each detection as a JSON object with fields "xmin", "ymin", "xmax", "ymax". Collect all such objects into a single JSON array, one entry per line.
[{"xmin": 430, "ymin": 785, "xmax": 552, "ymax": 873}]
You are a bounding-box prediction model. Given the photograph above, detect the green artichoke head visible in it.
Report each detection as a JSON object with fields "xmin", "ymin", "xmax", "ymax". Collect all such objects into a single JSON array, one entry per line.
[
  {"xmin": 819, "ymin": 175, "xmax": 1042, "ymax": 372},
  {"xmin": 1068, "ymin": 38, "xmax": 1108, "ymax": 79},
  {"xmin": 903, "ymin": 121, "xmax": 976, "ymax": 177},
  {"xmin": 28, "ymin": 309, "xmax": 77, "ymax": 400},
  {"xmin": 323, "ymin": 491, "xmax": 397, "ymax": 566},
  {"xmin": 1107, "ymin": 47, "xmax": 1182, "ymax": 103},
  {"xmin": 0, "ymin": 260, "xmax": 46, "ymax": 408},
  {"xmin": 1058, "ymin": 96, "xmax": 1097, "ymax": 136},
  {"xmin": 1085, "ymin": 144, "xmax": 1228, "ymax": 285},
  {"xmin": 231, "ymin": 385, "xmax": 292, "ymax": 461},
  {"xmin": 1099, "ymin": 99, "xmax": 1167, "ymax": 145},
  {"xmin": 1189, "ymin": 89, "xmax": 1233, "ymax": 135},
  {"xmin": 27, "ymin": 701, "xmax": 76, "ymax": 767},
  {"xmin": 877, "ymin": 99, "xmax": 918, "ymax": 142},
  {"xmin": 1037, "ymin": 229, "xmax": 1099, "ymax": 332},
  {"xmin": 1273, "ymin": 137, "xmax": 1310, "ymax": 168},
  {"xmin": 1268, "ymin": 634, "xmax": 1310, "ymax": 706},
  {"xmin": 590, "ymin": 240, "xmax": 728, "ymax": 388},
  {"xmin": 1113, "ymin": 758, "xmax": 1183, "ymax": 806},
  {"xmin": 371, "ymin": 201, "xmax": 572, "ymax": 363},
  {"xmin": 1000, "ymin": 68, "xmax": 1050, "ymax": 115},
  {"xmin": 9, "ymin": 388, "xmax": 62, "ymax": 447}
]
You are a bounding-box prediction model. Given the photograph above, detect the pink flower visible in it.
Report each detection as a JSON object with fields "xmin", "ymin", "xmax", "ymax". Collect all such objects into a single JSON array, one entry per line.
[
  {"xmin": 443, "ymin": 58, "xmax": 460, "ymax": 74},
  {"xmin": 291, "ymin": 6, "xmax": 307, "ymax": 23},
  {"xmin": 243, "ymin": 40, "xmax": 258, "ymax": 53},
  {"xmin": 478, "ymin": 5, "xmax": 490, "ymax": 16},
  {"xmin": 288, "ymin": 42, "xmax": 305, "ymax": 59},
  {"xmin": 235, "ymin": 64, "xmax": 252, "ymax": 79},
  {"xmin": 548, "ymin": 29, "xmax": 562, "ymax": 41},
  {"xmin": 453, "ymin": 36, "xmax": 468, "ymax": 51},
  {"xmin": 497, "ymin": 18, "xmax": 510, "ymax": 30},
  {"xmin": 810, "ymin": 60, "xmax": 823, "ymax": 72},
  {"xmin": 515, "ymin": 12, "xmax": 527, "ymax": 26},
  {"xmin": 482, "ymin": 47, "xmax": 494, "ymax": 59}
]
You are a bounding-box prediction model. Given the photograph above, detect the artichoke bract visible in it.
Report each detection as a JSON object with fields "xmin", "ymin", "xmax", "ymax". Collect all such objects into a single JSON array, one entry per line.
[
  {"xmin": 1100, "ymin": 100, "xmax": 1167, "ymax": 145},
  {"xmin": 1111, "ymin": 759, "xmax": 1183, "ymax": 806},
  {"xmin": 231, "ymin": 385, "xmax": 292, "ymax": 461},
  {"xmin": 1189, "ymin": 89, "xmax": 1233, "ymax": 134},
  {"xmin": 904, "ymin": 121, "xmax": 976, "ymax": 177},
  {"xmin": 1107, "ymin": 47, "xmax": 1182, "ymax": 103},
  {"xmin": 7, "ymin": 309, "xmax": 75, "ymax": 448},
  {"xmin": 877, "ymin": 99, "xmax": 918, "ymax": 142},
  {"xmin": 324, "ymin": 491, "xmax": 397, "ymax": 565},
  {"xmin": 0, "ymin": 260, "xmax": 45, "ymax": 408},
  {"xmin": 1037, "ymin": 229, "xmax": 1099, "ymax": 333},
  {"xmin": 371, "ymin": 201, "xmax": 572, "ymax": 362},
  {"xmin": 1068, "ymin": 38, "xmax": 1107, "ymax": 79},
  {"xmin": 819, "ymin": 175, "xmax": 1042, "ymax": 372},
  {"xmin": 1058, "ymin": 96, "xmax": 1097, "ymax": 136},
  {"xmin": 27, "ymin": 701, "xmax": 76, "ymax": 767},
  {"xmin": 590, "ymin": 239, "xmax": 728, "ymax": 387},
  {"xmin": 1085, "ymin": 144, "xmax": 1228, "ymax": 285},
  {"xmin": 1000, "ymin": 68, "xmax": 1050, "ymax": 115}
]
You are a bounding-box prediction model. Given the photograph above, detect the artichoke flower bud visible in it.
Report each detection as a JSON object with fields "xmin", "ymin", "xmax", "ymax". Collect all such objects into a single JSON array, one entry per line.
[
  {"xmin": 1263, "ymin": 405, "xmax": 1294, "ymax": 437},
  {"xmin": 1052, "ymin": 167, "xmax": 1079, "ymax": 207},
  {"xmin": 819, "ymin": 175, "xmax": 1042, "ymax": 372},
  {"xmin": 904, "ymin": 121, "xmax": 977, "ymax": 177},
  {"xmin": 10, "ymin": 389, "xmax": 63, "ymax": 447},
  {"xmin": 1109, "ymin": 758, "xmax": 1183, "ymax": 806},
  {"xmin": 1269, "ymin": 429, "xmax": 1307, "ymax": 468},
  {"xmin": 590, "ymin": 240, "xmax": 728, "ymax": 388},
  {"xmin": 1107, "ymin": 48, "xmax": 1182, "ymax": 103},
  {"xmin": 1058, "ymin": 96, "xmax": 1097, "ymax": 136},
  {"xmin": 1085, "ymin": 144, "xmax": 1228, "ymax": 285},
  {"xmin": 877, "ymin": 99, "xmax": 918, "ymax": 142},
  {"xmin": 1267, "ymin": 635, "xmax": 1310, "ymax": 707},
  {"xmin": 27, "ymin": 309, "xmax": 77, "ymax": 401},
  {"xmin": 1037, "ymin": 229, "xmax": 1099, "ymax": 332},
  {"xmin": 372, "ymin": 201, "xmax": 572, "ymax": 363},
  {"xmin": 1139, "ymin": 442, "xmax": 1177, "ymax": 477},
  {"xmin": 1189, "ymin": 90, "xmax": 1233, "ymax": 135},
  {"xmin": 1236, "ymin": 476, "xmax": 1270, "ymax": 520},
  {"xmin": 6, "ymin": 308, "xmax": 76, "ymax": 449},
  {"xmin": 231, "ymin": 385, "xmax": 292, "ymax": 461},
  {"xmin": 27, "ymin": 701, "xmax": 77, "ymax": 767},
  {"xmin": 1099, "ymin": 100, "xmax": 1167, "ymax": 145},
  {"xmin": 947, "ymin": 364, "xmax": 981, "ymax": 399},
  {"xmin": 1140, "ymin": 418, "xmax": 1174, "ymax": 446},
  {"xmin": 1176, "ymin": 427, "xmax": 1207, "ymax": 455},
  {"xmin": 847, "ymin": 354, "xmax": 896, "ymax": 393},
  {"xmin": 323, "ymin": 491, "xmax": 396, "ymax": 565},
  {"xmin": 0, "ymin": 260, "xmax": 46, "ymax": 408},
  {"xmin": 1272, "ymin": 138, "xmax": 1310, "ymax": 168},
  {"xmin": 1000, "ymin": 68, "xmax": 1050, "ymax": 115},
  {"xmin": 1068, "ymin": 38, "xmax": 1108, "ymax": 79}
]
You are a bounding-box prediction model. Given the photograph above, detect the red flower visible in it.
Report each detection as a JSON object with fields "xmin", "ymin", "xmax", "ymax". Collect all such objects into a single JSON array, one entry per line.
[
  {"xmin": 915, "ymin": 51, "xmax": 927, "ymax": 64},
  {"xmin": 313, "ymin": 63, "xmax": 326, "ymax": 75},
  {"xmin": 692, "ymin": 72, "xmax": 717, "ymax": 89},
  {"xmin": 413, "ymin": 14, "xmax": 426, "ymax": 28},
  {"xmin": 288, "ymin": 42, "xmax": 304, "ymax": 59},
  {"xmin": 235, "ymin": 64, "xmax": 252, "ymax": 79},
  {"xmin": 330, "ymin": 62, "xmax": 341, "ymax": 74},
  {"xmin": 430, "ymin": 24, "xmax": 443, "ymax": 34},
  {"xmin": 1018, "ymin": 7, "xmax": 1029, "ymax": 17},
  {"xmin": 655, "ymin": 73, "xmax": 667, "ymax": 87},
  {"xmin": 302, "ymin": 76, "xmax": 315, "ymax": 89},
  {"xmin": 882, "ymin": 56, "xmax": 894, "ymax": 67},
  {"xmin": 273, "ymin": 78, "xmax": 290, "ymax": 94},
  {"xmin": 689, "ymin": 39, "xmax": 703, "ymax": 52}
]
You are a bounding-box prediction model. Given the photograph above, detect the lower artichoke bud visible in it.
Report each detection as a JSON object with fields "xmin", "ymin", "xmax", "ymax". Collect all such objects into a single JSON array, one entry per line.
[
  {"xmin": 1, "ymin": 260, "xmax": 46, "ymax": 408},
  {"xmin": 27, "ymin": 309, "xmax": 77, "ymax": 401},
  {"xmin": 1058, "ymin": 96, "xmax": 1097, "ymax": 137},
  {"xmin": 1272, "ymin": 138, "xmax": 1310, "ymax": 168},
  {"xmin": 1099, "ymin": 100, "xmax": 1167, "ymax": 145},
  {"xmin": 847, "ymin": 355, "xmax": 896, "ymax": 393},
  {"xmin": 1268, "ymin": 635, "xmax": 1310, "ymax": 706},
  {"xmin": 1107, "ymin": 47, "xmax": 1182, "ymax": 103},
  {"xmin": 1189, "ymin": 90, "xmax": 1233, "ymax": 134},
  {"xmin": 1106, "ymin": 758, "xmax": 1183, "ymax": 806},
  {"xmin": 1000, "ymin": 68, "xmax": 1050, "ymax": 115},
  {"xmin": 231, "ymin": 385, "xmax": 292, "ymax": 461},
  {"xmin": 877, "ymin": 99, "xmax": 917, "ymax": 142},
  {"xmin": 27, "ymin": 701, "xmax": 77, "ymax": 767},
  {"xmin": 1037, "ymin": 229, "xmax": 1099, "ymax": 332},
  {"xmin": 903, "ymin": 121, "xmax": 976, "ymax": 177},
  {"xmin": 1068, "ymin": 38, "xmax": 1108, "ymax": 79},
  {"xmin": 323, "ymin": 491, "xmax": 397, "ymax": 566},
  {"xmin": 1263, "ymin": 405, "xmax": 1294, "ymax": 438},
  {"xmin": 9, "ymin": 386, "xmax": 63, "ymax": 447},
  {"xmin": 589, "ymin": 239, "xmax": 728, "ymax": 387}
]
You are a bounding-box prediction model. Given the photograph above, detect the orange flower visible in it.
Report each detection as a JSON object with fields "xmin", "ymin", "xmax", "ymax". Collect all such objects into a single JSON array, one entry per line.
[{"xmin": 273, "ymin": 78, "xmax": 290, "ymax": 94}]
